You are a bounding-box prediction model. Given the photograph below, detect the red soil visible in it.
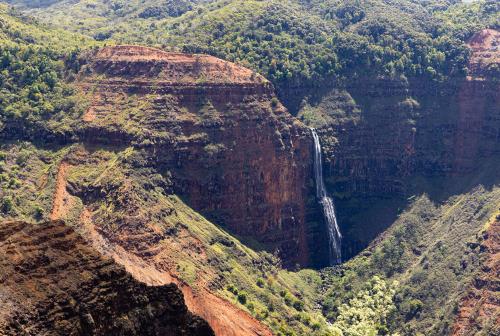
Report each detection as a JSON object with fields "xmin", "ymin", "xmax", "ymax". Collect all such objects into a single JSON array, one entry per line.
[
  {"xmin": 467, "ymin": 29, "xmax": 499, "ymax": 78},
  {"xmin": 49, "ymin": 162, "xmax": 73, "ymax": 221},
  {"xmin": 92, "ymin": 45, "xmax": 268, "ymax": 85},
  {"xmin": 452, "ymin": 214, "xmax": 500, "ymax": 335},
  {"xmin": 468, "ymin": 29, "xmax": 499, "ymax": 52}
]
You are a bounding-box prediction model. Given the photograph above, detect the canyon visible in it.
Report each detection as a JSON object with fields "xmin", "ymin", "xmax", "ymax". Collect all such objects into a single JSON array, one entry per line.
[
  {"xmin": 0, "ymin": 2, "xmax": 498, "ymax": 331},
  {"xmin": 7, "ymin": 45, "xmax": 328, "ymax": 335},
  {"xmin": 77, "ymin": 45, "xmax": 326, "ymax": 268}
]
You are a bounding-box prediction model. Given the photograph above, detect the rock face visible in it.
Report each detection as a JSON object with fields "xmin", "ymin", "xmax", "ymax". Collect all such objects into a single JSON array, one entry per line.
[
  {"xmin": 78, "ymin": 45, "xmax": 325, "ymax": 267},
  {"xmin": 311, "ymin": 29, "xmax": 500, "ymax": 258},
  {"xmin": 453, "ymin": 29, "xmax": 499, "ymax": 174},
  {"xmin": 0, "ymin": 220, "xmax": 214, "ymax": 336}
]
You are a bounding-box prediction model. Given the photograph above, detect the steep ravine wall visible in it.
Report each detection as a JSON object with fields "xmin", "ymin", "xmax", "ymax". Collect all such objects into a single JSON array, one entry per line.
[
  {"xmin": 78, "ymin": 45, "xmax": 327, "ymax": 268},
  {"xmin": 310, "ymin": 29, "xmax": 499, "ymax": 259}
]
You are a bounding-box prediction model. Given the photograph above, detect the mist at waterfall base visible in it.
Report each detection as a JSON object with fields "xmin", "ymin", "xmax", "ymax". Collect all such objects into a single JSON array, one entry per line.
[{"xmin": 311, "ymin": 129, "xmax": 342, "ymax": 265}]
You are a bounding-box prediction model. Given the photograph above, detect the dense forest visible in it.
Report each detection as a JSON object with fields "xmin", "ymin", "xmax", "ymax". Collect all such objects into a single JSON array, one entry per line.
[
  {"xmin": 5, "ymin": 0, "xmax": 498, "ymax": 111},
  {"xmin": 0, "ymin": 4, "xmax": 96, "ymax": 137}
]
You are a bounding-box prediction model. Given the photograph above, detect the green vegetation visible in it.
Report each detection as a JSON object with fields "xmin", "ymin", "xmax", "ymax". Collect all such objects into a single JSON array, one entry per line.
[
  {"xmin": 0, "ymin": 4, "xmax": 95, "ymax": 137},
  {"xmin": 330, "ymin": 276, "xmax": 397, "ymax": 336},
  {"xmin": 49, "ymin": 145, "xmax": 331, "ymax": 336},
  {"xmin": 0, "ymin": 1, "xmax": 498, "ymax": 335},
  {"xmin": 322, "ymin": 184, "xmax": 500, "ymax": 335},
  {"xmin": 0, "ymin": 141, "xmax": 72, "ymax": 221},
  {"xmin": 7, "ymin": 0, "xmax": 498, "ymax": 113},
  {"xmin": 435, "ymin": 0, "xmax": 499, "ymax": 40}
]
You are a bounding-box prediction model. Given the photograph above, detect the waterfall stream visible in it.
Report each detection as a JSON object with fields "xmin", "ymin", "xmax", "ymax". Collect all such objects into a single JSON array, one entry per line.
[{"xmin": 311, "ymin": 129, "xmax": 342, "ymax": 265}]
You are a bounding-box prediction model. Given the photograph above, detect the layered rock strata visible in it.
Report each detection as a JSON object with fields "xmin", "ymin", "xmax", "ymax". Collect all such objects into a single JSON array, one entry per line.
[
  {"xmin": 0, "ymin": 220, "xmax": 214, "ymax": 336},
  {"xmin": 78, "ymin": 45, "xmax": 324, "ymax": 267},
  {"xmin": 310, "ymin": 29, "xmax": 500, "ymax": 257}
]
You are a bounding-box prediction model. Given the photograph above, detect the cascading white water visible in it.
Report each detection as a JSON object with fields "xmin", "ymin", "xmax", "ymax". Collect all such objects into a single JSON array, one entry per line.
[{"xmin": 311, "ymin": 128, "xmax": 342, "ymax": 265}]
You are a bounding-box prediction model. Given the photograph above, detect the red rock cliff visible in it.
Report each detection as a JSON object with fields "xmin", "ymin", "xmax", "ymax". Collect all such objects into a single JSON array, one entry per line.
[
  {"xmin": 78, "ymin": 45, "xmax": 322, "ymax": 267},
  {"xmin": 312, "ymin": 29, "xmax": 499, "ymax": 257}
]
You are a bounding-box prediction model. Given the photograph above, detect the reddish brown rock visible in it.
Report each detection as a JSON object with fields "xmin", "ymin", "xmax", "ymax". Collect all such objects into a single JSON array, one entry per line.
[
  {"xmin": 77, "ymin": 45, "xmax": 323, "ymax": 267},
  {"xmin": 313, "ymin": 30, "xmax": 500, "ymax": 257},
  {"xmin": 467, "ymin": 29, "xmax": 500, "ymax": 79},
  {"xmin": 0, "ymin": 220, "xmax": 214, "ymax": 336},
  {"xmin": 453, "ymin": 29, "xmax": 500, "ymax": 173}
]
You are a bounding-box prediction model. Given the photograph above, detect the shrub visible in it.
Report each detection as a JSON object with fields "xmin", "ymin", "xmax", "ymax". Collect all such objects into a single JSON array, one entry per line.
[
  {"xmin": 311, "ymin": 322, "xmax": 321, "ymax": 330},
  {"xmin": 34, "ymin": 206, "xmax": 44, "ymax": 220},
  {"xmin": 271, "ymin": 97, "xmax": 279, "ymax": 108},
  {"xmin": 227, "ymin": 284, "xmax": 238, "ymax": 295},
  {"xmin": 16, "ymin": 149, "xmax": 31, "ymax": 166},
  {"xmin": 238, "ymin": 292, "xmax": 248, "ymax": 305},
  {"xmin": 404, "ymin": 299, "xmax": 424, "ymax": 320},
  {"xmin": 256, "ymin": 309, "xmax": 269, "ymax": 320},
  {"xmin": 292, "ymin": 300, "xmax": 304, "ymax": 311},
  {"xmin": 283, "ymin": 293, "xmax": 294, "ymax": 306},
  {"xmin": 256, "ymin": 278, "xmax": 265, "ymax": 288},
  {"xmin": 8, "ymin": 178, "xmax": 21, "ymax": 189},
  {"xmin": 1, "ymin": 196, "xmax": 13, "ymax": 213}
]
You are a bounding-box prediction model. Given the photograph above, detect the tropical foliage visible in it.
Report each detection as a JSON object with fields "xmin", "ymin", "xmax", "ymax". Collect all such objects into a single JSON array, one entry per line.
[
  {"xmin": 8, "ymin": 0, "xmax": 498, "ymax": 104},
  {"xmin": 0, "ymin": 4, "xmax": 94, "ymax": 137}
]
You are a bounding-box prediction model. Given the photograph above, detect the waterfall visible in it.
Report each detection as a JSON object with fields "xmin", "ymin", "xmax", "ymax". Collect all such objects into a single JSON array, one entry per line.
[{"xmin": 311, "ymin": 128, "xmax": 342, "ymax": 265}]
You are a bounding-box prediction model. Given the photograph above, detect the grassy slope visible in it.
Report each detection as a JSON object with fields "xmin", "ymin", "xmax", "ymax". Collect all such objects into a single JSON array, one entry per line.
[
  {"xmin": 322, "ymin": 159, "xmax": 500, "ymax": 335},
  {"xmin": 3, "ymin": 139, "xmax": 498, "ymax": 336},
  {"xmin": 0, "ymin": 141, "xmax": 332, "ymax": 336}
]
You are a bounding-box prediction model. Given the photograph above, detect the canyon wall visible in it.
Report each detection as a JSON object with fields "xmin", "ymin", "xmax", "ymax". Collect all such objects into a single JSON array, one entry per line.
[
  {"xmin": 452, "ymin": 214, "xmax": 500, "ymax": 336},
  {"xmin": 78, "ymin": 45, "xmax": 326, "ymax": 267},
  {"xmin": 308, "ymin": 29, "xmax": 499, "ymax": 258}
]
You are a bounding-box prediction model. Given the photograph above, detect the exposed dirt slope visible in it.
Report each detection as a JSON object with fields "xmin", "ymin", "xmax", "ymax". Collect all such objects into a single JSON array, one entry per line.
[
  {"xmin": 57, "ymin": 147, "xmax": 275, "ymax": 336},
  {"xmin": 467, "ymin": 29, "xmax": 500, "ymax": 79},
  {"xmin": 49, "ymin": 162, "xmax": 72, "ymax": 221},
  {"xmin": 0, "ymin": 220, "xmax": 214, "ymax": 336},
  {"xmin": 92, "ymin": 45, "xmax": 269, "ymax": 85},
  {"xmin": 452, "ymin": 213, "xmax": 500, "ymax": 336}
]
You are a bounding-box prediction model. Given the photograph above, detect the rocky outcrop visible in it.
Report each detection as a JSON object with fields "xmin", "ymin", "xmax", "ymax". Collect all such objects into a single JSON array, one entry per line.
[
  {"xmin": 467, "ymin": 29, "xmax": 499, "ymax": 79},
  {"xmin": 453, "ymin": 29, "xmax": 499, "ymax": 174},
  {"xmin": 0, "ymin": 220, "xmax": 214, "ymax": 336},
  {"xmin": 77, "ymin": 45, "xmax": 325, "ymax": 267}
]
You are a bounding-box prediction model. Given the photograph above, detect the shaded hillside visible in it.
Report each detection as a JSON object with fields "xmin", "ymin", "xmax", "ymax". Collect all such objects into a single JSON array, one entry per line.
[
  {"xmin": 322, "ymin": 181, "xmax": 500, "ymax": 336},
  {"xmin": 75, "ymin": 44, "xmax": 324, "ymax": 268},
  {"xmin": 0, "ymin": 220, "xmax": 214, "ymax": 336},
  {"xmin": 299, "ymin": 27, "xmax": 499, "ymax": 261}
]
